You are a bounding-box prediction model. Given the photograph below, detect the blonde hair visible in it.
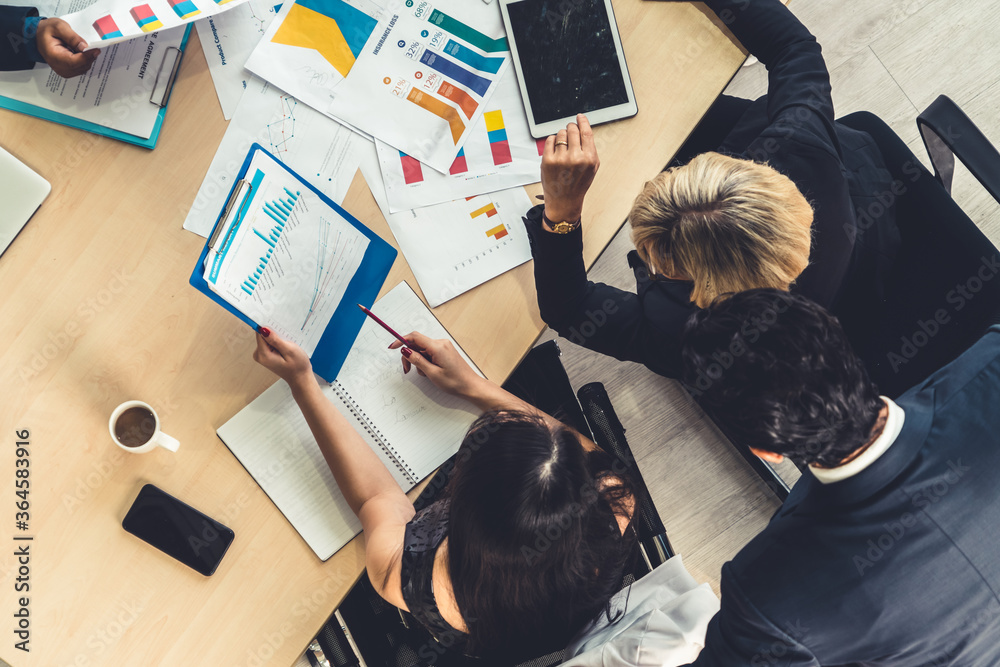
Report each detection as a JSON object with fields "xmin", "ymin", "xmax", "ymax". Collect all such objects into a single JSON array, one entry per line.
[{"xmin": 629, "ymin": 152, "xmax": 814, "ymax": 308}]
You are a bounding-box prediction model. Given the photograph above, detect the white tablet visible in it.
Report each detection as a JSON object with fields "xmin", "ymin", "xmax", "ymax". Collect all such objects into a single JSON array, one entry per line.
[{"xmin": 499, "ymin": 0, "xmax": 637, "ymax": 138}]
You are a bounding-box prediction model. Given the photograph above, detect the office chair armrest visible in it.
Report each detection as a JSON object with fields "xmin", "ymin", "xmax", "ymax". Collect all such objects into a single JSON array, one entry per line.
[{"xmin": 918, "ymin": 95, "xmax": 1000, "ymax": 204}]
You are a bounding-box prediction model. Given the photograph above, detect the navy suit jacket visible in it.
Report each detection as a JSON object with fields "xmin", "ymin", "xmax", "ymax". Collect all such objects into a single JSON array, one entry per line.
[
  {"xmin": 0, "ymin": 5, "xmax": 39, "ymax": 71},
  {"xmin": 688, "ymin": 326, "xmax": 1000, "ymax": 666}
]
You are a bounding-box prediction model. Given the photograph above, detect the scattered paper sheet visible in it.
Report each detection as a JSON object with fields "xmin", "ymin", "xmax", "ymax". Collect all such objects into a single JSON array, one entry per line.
[
  {"xmin": 195, "ymin": 0, "xmax": 284, "ymax": 119},
  {"xmin": 360, "ymin": 143, "xmax": 532, "ymax": 307},
  {"xmin": 244, "ymin": 0, "xmax": 385, "ymax": 123},
  {"xmin": 327, "ymin": 0, "xmax": 510, "ymax": 172},
  {"xmin": 62, "ymin": 0, "xmax": 252, "ymax": 49},
  {"xmin": 204, "ymin": 150, "xmax": 371, "ymax": 354},
  {"xmin": 184, "ymin": 75, "xmax": 364, "ymax": 237},
  {"xmin": 247, "ymin": 0, "xmax": 510, "ymax": 173},
  {"xmin": 375, "ymin": 69, "xmax": 542, "ymax": 212}
]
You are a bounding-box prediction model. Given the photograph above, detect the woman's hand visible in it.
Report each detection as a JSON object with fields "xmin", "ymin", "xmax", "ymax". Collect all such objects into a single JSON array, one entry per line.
[
  {"xmin": 36, "ymin": 18, "xmax": 99, "ymax": 78},
  {"xmin": 252, "ymin": 327, "xmax": 316, "ymax": 395},
  {"xmin": 540, "ymin": 114, "xmax": 600, "ymax": 225},
  {"xmin": 389, "ymin": 332, "xmax": 487, "ymax": 400}
]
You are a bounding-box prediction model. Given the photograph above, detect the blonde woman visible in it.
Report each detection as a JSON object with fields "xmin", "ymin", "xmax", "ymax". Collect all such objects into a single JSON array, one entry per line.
[{"xmin": 526, "ymin": 0, "xmax": 899, "ymax": 380}]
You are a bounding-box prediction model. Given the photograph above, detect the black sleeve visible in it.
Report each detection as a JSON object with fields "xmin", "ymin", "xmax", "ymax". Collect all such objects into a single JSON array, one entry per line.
[
  {"xmin": 683, "ymin": 564, "xmax": 819, "ymax": 667},
  {"xmin": 705, "ymin": 0, "xmax": 834, "ymax": 131},
  {"xmin": 0, "ymin": 6, "xmax": 38, "ymax": 72},
  {"xmin": 523, "ymin": 205, "xmax": 681, "ymax": 375}
]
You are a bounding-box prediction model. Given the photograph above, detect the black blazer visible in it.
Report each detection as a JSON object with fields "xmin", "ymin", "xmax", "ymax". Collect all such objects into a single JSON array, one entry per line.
[
  {"xmin": 0, "ymin": 6, "xmax": 40, "ymax": 72},
  {"xmin": 687, "ymin": 327, "xmax": 1000, "ymax": 665},
  {"xmin": 525, "ymin": 0, "xmax": 899, "ymax": 379}
]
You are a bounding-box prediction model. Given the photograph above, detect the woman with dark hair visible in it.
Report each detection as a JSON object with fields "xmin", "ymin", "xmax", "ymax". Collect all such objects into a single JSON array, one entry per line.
[{"xmin": 252, "ymin": 328, "xmax": 636, "ymax": 661}]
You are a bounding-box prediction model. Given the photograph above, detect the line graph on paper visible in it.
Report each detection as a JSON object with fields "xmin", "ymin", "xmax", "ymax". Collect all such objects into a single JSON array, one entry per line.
[
  {"xmin": 302, "ymin": 217, "xmax": 353, "ymax": 330},
  {"xmin": 267, "ymin": 95, "xmax": 298, "ymax": 156},
  {"xmin": 249, "ymin": 2, "xmax": 282, "ymax": 33}
]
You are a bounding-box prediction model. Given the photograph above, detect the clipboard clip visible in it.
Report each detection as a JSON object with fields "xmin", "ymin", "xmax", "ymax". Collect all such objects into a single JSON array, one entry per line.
[
  {"xmin": 209, "ymin": 179, "xmax": 253, "ymax": 253},
  {"xmin": 149, "ymin": 46, "xmax": 182, "ymax": 108}
]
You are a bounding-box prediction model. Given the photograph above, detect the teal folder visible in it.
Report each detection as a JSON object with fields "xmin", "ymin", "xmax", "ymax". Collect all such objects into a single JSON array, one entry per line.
[
  {"xmin": 190, "ymin": 143, "xmax": 397, "ymax": 382},
  {"xmin": 0, "ymin": 25, "xmax": 191, "ymax": 149}
]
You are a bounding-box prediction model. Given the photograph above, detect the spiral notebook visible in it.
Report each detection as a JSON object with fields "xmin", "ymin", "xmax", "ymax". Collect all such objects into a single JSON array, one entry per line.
[{"xmin": 216, "ymin": 282, "xmax": 481, "ymax": 560}]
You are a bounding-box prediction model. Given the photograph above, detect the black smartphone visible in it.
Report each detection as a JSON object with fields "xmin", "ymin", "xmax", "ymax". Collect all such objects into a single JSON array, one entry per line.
[{"xmin": 122, "ymin": 484, "xmax": 235, "ymax": 576}]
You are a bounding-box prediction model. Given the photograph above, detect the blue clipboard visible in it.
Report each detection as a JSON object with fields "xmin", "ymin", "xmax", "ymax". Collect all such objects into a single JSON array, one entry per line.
[
  {"xmin": 190, "ymin": 143, "xmax": 397, "ymax": 382},
  {"xmin": 0, "ymin": 25, "xmax": 191, "ymax": 149}
]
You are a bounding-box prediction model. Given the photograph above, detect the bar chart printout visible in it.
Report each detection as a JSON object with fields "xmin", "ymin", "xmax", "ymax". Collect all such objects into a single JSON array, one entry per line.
[
  {"xmin": 205, "ymin": 152, "xmax": 370, "ymax": 354},
  {"xmin": 93, "ymin": 15, "xmax": 123, "ymax": 39},
  {"xmin": 484, "ymin": 110, "xmax": 512, "ymax": 165},
  {"xmin": 371, "ymin": 71, "xmax": 542, "ymax": 212},
  {"xmin": 129, "ymin": 5, "xmax": 163, "ymax": 32},
  {"xmin": 168, "ymin": 0, "xmax": 202, "ymax": 19}
]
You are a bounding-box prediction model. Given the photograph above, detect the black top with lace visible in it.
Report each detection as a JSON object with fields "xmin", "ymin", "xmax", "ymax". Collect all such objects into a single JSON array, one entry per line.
[{"xmin": 400, "ymin": 498, "xmax": 470, "ymax": 653}]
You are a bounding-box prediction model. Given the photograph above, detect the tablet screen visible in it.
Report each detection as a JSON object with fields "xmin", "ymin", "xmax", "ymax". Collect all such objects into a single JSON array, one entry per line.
[{"xmin": 506, "ymin": 0, "xmax": 630, "ymax": 124}]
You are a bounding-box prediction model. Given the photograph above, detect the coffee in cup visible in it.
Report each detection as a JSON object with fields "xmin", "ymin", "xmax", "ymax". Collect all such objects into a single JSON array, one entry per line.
[{"xmin": 109, "ymin": 401, "xmax": 179, "ymax": 453}]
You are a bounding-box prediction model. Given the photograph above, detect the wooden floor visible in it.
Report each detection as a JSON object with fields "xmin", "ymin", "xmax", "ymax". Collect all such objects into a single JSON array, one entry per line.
[{"xmin": 541, "ymin": 0, "xmax": 1000, "ymax": 596}]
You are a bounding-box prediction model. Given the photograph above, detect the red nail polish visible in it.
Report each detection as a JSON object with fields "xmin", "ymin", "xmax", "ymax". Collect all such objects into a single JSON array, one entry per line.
[
  {"xmin": 401, "ymin": 347, "xmax": 412, "ymax": 358},
  {"xmin": 260, "ymin": 327, "xmax": 271, "ymax": 337}
]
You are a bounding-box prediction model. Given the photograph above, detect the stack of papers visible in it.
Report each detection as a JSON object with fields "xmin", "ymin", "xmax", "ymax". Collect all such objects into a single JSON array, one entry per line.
[{"xmin": 187, "ymin": 0, "xmax": 546, "ymax": 306}]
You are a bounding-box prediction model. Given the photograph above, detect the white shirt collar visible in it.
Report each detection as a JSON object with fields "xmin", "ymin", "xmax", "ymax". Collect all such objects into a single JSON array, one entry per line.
[{"xmin": 809, "ymin": 397, "xmax": 905, "ymax": 484}]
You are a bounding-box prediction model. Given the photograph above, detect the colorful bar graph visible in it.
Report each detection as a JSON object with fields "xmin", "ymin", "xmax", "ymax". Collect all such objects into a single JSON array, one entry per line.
[
  {"xmin": 419, "ymin": 50, "xmax": 490, "ymax": 97},
  {"xmin": 214, "ymin": 0, "xmax": 236, "ymax": 4},
  {"xmin": 129, "ymin": 5, "xmax": 162, "ymax": 32},
  {"xmin": 428, "ymin": 9, "xmax": 508, "ymax": 53},
  {"xmin": 244, "ymin": 190, "xmax": 299, "ymax": 294},
  {"xmin": 442, "ymin": 39, "xmax": 503, "ymax": 74},
  {"xmin": 485, "ymin": 223, "xmax": 508, "ymax": 240},
  {"xmin": 400, "ymin": 152, "xmax": 423, "ymax": 184},
  {"xmin": 437, "ymin": 81, "xmax": 478, "ymax": 120},
  {"xmin": 93, "ymin": 15, "xmax": 123, "ymax": 39},
  {"xmin": 406, "ymin": 89, "xmax": 465, "ymax": 144},
  {"xmin": 449, "ymin": 148, "xmax": 468, "ymax": 175},
  {"xmin": 484, "ymin": 110, "xmax": 512, "ymax": 165},
  {"xmin": 471, "ymin": 203, "xmax": 499, "ymax": 219},
  {"xmin": 536, "ymin": 139, "xmax": 546, "ymax": 156},
  {"xmin": 168, "ymin": 0, "xmax": 201, "ymax": 19}
]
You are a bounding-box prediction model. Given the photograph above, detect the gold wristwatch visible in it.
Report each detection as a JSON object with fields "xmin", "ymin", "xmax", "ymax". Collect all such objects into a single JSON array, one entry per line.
[{"xmin": 542, "ymin": 210, "xmax": 582, "ymax": 234}]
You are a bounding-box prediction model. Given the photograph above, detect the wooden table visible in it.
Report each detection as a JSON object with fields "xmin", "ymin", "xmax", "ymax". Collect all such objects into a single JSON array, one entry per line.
[{"xmin": 0, "ymin": 2, "xmax": 746, "ymax": 665}]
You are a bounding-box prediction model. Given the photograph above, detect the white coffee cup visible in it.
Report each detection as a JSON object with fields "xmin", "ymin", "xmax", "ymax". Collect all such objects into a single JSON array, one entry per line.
[{"xmin": 109, "ymin": 401, "xmax": 180, "ymax": 453}]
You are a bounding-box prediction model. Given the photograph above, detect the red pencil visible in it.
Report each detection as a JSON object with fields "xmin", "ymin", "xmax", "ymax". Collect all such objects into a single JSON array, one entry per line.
[{"xmin": 357, "ymin": 303, "xmax": 410, "ymax": 348}]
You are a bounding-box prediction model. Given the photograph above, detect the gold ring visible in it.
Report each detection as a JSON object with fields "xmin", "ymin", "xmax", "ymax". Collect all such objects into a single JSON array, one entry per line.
[{"xmin": 554, "ymin": 141, "xmax": 569, "ymax": 147}]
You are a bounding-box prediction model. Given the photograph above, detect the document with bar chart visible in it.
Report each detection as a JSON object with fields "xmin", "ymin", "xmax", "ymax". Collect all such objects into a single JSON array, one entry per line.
[
  {"xmin": 62, "ymin": 0, "xmax": 252, "ymax": 48},
  {"xmin": 327, "ymin": 0, "xmax": 509, "ymax": 172},
  {"xmin": 247, "ymin": 0, "xmax": 509, "ymax": 173},
  {"xmin": 191, "ymin": 145, "xmax": 396, "ymax": 382},
  {"xmin": 360, "ymin": 143, "xmax": 531, "ymax": 307},
  {"xmin": 203, "ymin": 150, "xmax": 370, "ymax": 356},
  {"xmin": 374, "ymin": 71, "xmax": 543, "ymax": 212}
]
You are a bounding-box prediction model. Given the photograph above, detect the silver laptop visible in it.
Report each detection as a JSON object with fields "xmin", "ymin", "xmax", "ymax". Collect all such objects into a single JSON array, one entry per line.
[{"xmin": 0, "ymin": 145, "xmax": 50, "ymax": 256}]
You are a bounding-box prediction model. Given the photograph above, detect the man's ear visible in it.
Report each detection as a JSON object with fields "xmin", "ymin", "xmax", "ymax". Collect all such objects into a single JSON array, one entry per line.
[{"xmin": 750, "ymin": 447, "xmax": 784, "ymax": 464}]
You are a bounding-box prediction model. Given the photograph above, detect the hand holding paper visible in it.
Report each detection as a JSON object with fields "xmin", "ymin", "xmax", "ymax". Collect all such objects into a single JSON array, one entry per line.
[{"xmin": 36, "ymin": 18, "xmax": 99, "ymax": 78}]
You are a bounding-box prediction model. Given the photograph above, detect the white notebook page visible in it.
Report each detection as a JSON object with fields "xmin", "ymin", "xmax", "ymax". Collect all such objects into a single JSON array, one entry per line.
[
  {"xmin": 217, "ymin": 281, "xmax": 480, "ymax": 559},
  {"xmin": 335, "ymin": 282, "xmax": 483, "ymax": 482}
]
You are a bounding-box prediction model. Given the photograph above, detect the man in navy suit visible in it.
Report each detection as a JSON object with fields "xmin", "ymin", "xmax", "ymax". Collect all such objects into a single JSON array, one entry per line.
[
  {"xmin": 0, "ymin": 5, "xmax": 98, "ymax": 77},
  {"xmin": 680, "ymin": 289, "xmax": 1000, "ymax": 665}
]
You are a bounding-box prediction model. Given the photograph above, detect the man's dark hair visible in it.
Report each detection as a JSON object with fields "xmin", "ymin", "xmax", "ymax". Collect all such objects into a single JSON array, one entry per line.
[{"xmin": 680, "ymin": 289, "xmax": 883, "ymax": 467}]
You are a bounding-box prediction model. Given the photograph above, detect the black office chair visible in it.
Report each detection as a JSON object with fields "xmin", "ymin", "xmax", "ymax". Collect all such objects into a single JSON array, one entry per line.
[
  {"xmin": 305, "ymin": 341, "xmax": 674, "ymax": 667},
  {"xmin": 833, "ymin": 95, "xmax": 1000, "ymax": 398}
]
